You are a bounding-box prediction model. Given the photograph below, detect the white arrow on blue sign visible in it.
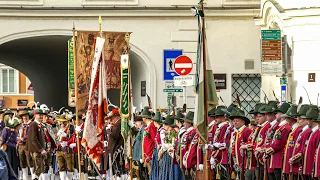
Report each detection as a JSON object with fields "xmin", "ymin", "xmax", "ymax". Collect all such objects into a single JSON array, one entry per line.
[{"xmin": 163, "ymin": 49, "xmax": 183, "ymax": 80}]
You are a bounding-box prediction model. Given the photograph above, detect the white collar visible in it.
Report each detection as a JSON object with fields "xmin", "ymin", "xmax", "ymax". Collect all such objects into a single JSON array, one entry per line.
[
  {"xmin": 302, "ymin": 125, "xmax": 309, "ymax": 132},
  {"xmin": 258, "ymin": 121, "xmax": 268, "ymax": 127},
  {"xmin": 279, "ymin": 120, "xmax": 288, "ymax": 127},
  {"xmin": 291, "ymin": 123, "xmax": 299, "ymax": 130},
  {"xmin": 312, "ymin": 125, "xmax": 319, "ymax": 132},
  {"xmin": 235, "ymin": 125, "xmax": 245, "ymax": 133},
  {"xmin": 218, "ymin": 122, "xmax": 227, "ymax": 128},
  {"xmin": 270, "ymin": 119, "xmax": 277, "ymax": 127},
  {"xmin": 186, "ymin": 126, "xmax": 194, "ymax": 132},
  {"xmin": 147, "ymin": 121, "xmax": 152, "ymax": 126},
  {"xmin": 179, "ymin": 127, "xmax": 186, "ymax": 136},
  {"xmin": 34, "ymin": 120, "xmax": 41, "ymax": 124},
  {"xmin": 208, "ymin": 120, "xmax": 216, "ymax": 127}
]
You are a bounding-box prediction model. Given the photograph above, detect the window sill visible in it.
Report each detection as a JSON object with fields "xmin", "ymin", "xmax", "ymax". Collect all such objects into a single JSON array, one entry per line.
[{"xmin": 0, "ymin": 93, "xmax": 33, "ymax": 96}]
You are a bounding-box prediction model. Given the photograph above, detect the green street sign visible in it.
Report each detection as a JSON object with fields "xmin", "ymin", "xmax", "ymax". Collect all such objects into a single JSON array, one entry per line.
[
  {"xmin": 261, "ymin": 30, "xmax": 281, "ymax": 40},
  {"xmin": 68, "ymin": 38, "xmax": 75, "ymax": 90},
  {"xmin": 280, "ymin": 77, "xmax": 287, "ymax": 85},
  {"xmin": 163, "ymin": 89, "xmax": 183, "ymax": 92}
]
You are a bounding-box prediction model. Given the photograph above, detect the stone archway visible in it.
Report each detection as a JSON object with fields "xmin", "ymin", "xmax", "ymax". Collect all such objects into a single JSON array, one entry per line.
[{"xmin": 0, "ymin": 30, "xmax": 157, "ymax": 110}]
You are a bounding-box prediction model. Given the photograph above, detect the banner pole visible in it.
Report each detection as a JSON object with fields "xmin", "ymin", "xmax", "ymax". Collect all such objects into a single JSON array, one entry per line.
[{"xmin": 73, "ymin": 22, "xmax": 83, "ymax": 180}]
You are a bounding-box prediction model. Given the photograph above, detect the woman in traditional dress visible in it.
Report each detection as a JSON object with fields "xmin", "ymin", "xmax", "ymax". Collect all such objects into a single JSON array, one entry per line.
[
  {"xmin": 149, "ymin": 111, "xmax": 164, "ymax": 180},
  {"xmin": 1, "ymin": 110, "xmax": 21, "ymax": 177},
  {"xmin": 159, "ymin": 115, "xmax": 176, "ymax": 180}
]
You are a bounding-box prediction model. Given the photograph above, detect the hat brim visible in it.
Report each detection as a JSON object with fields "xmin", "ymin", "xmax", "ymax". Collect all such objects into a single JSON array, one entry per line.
[
  {"xmin": 281, "ymin": 114, "xmax": 297, "ymax": 119},
  {"xmin": 183, "ymin": 118, "xmax": 193, "ymax": 123},
  {"xmin": 141, "ymin": 115, "xmax": 152, "ymax": 119},
  {"xmin": 56, "ymin": 118, "xmax": 69, "ymax": 122},
  {"xmin": 229, "ymin": 115, "xmax": 250, "ymax": 125}
]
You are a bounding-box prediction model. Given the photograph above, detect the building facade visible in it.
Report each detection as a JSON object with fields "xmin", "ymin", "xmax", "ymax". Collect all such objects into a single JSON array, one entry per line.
[
  {"xmin": 0, "ymin": 0, "xmax": 263, "ymax": 112},
  {"xmin": 0, "ymin": 63, "xmax": 34, "ymax": 109}
]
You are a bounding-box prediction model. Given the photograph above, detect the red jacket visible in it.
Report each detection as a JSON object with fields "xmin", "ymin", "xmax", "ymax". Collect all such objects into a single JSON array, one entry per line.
[
  {"xmin": 184, "ymin": 133, "xmax": 200, "ymax": 168},
  {"xmin": 264, "ymin": 121, "xmax": 279, "ymax": 173},
  {"xmin": 180, "ymin": 127, "xmax": 197, "ymax": 168},
  {"xmin": 269, "ymin": 121, "xmax": 291, "ymax": 169},
  {"xmin": 232, "ymin": 126, "xmax": 252, "ymax": 170},
  {"xmin": 212, "ymin": 122, "xmax": 229, "ymax": 163},
  {"xmin": 302, "ymin": 129, "xmax": 320, "ymax": 175},
  {"xmin": 221, "ymin": 126, "xmax": 233, "ymax": 165},
  {"xmin": 291, "ymin": 127, "xmax": 312, "ymax": 169},
  {"xmin": 142, "ymin": 121, "xmax": 157, "ymax": 163},
  {"xmin": 282, "ymin": 125, "xmax": 302, "ymax": 174},
  {"xmin": 314, "ymin": 134, "xmax": 320, "ymax": 177}
]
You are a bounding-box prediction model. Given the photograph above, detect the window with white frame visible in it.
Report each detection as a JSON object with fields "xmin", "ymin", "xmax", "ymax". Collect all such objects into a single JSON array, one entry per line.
[{"xmin": 0, "ymin": 67, "xmax": 19, "ymax": 94}]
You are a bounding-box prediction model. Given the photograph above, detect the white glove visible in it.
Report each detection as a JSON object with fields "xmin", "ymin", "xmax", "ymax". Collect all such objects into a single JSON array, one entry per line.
[
  {"xmin": 104, "ymin": 141, "xmax": 108, "ymax": 147},
  {"xmin": 219, "ymin": 143, "xmax": 226, "ymax": 150},
  {"xmin": 205, "ymin": 144, "xmax": 213, "ymax": 150},
  {"xmin": 61, "ymin": 141, "xmax": 68, "ymax": 147},
  {"xmin": 183, "ymin": 160, "xmax": 187, "ymax": 168},
  {"xmin": 69, "ymin": 143, "xmax": 76, "ymax": 149},
  {"xmin": 128, "ymin": 121, "xmax": 134, "ymax": 128},
  {"xmin": 57, "ymin": 130, "xmax": 67, "ymax": 138},
  {"xmin": 140, "ymin": 159, "xmax": 143, "ymax": 164},
  {"xmin": 75, "ymin": 126, "xmax": 82, "ymax": 133},
  {"xmin": 198, "ymin": 164, "xmax": 204, "ymax": 171},
  {"xmin": 211, "ymin": 164, "xmax": 215, "ymax": 170},
  {"xmin": 213, "ymin": 142, "xmax": 222, "ymax": 148},
  {"xmin": 210, "ymin": 157, "xmax": 215, "ymax": 165}
]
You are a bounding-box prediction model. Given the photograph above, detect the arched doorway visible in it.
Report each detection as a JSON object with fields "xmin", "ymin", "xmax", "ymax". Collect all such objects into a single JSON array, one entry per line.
[{"xmin": 0, "ymin": 34, "xmax": 154, "ymax": 111}]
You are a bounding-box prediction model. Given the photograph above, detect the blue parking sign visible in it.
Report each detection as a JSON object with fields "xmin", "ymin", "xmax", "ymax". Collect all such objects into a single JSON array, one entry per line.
[{"xmin": 163, "ymin": 49, "xmax": 183, "ymax": 80}]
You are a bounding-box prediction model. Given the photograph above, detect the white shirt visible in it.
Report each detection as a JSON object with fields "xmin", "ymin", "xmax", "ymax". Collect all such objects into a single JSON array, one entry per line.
[
  {"xmin": 302, "ymin": 125, "xmax": 309, "ymax": 132},
  {"xmin": 279, "ymin": 120, "xmax": 288, "ymax": 127},
  {"xmin": 235, "ymin": 125, "xmax": 245, "ymax": 133},
  {"xmin": 159, "ymin": 127, "xmax": 166, "ymax": 145},
  {"xmin": 270, "ymin": 119, "xmax": 278, "ymax": 128},
  {"xmin": 218, "ymin": 122, "xmax": 228, "ymax": 128},
  {"xmin": 208, "ymin": 120, "xmax": 216, "ymax": 128},
  {"xmin": 258, "ymin": 121, "xmax": 268, "ymax": 127},
  {"xmin": 312, "ymin": 125, "xmax": 319, "ymax": 132},
  {"xmin": 291, "ymin": 123, "xmax": 299, "ymax": 130},
  {"xmin": 34, "ymin": 120, "xmax": 41, "ymax": 124}
]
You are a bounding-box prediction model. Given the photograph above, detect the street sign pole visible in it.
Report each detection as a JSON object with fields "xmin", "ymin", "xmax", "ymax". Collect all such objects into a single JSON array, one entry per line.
[{"xmin": 183, "ymin": 86, "xmax": 187, "ymax": 105}]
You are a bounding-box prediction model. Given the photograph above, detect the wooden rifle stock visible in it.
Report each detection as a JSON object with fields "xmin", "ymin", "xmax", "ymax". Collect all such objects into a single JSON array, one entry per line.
[
  {"xmin": 240, "ymin": 150, "xmax": 246, "ymax": 180},
  {"xmin": 257, "ymin": 162, "xmax": 261, "ymax": 180},
  {"xmin": 289, "ymin": 164, "xmax": 293, "ymax": 180}
]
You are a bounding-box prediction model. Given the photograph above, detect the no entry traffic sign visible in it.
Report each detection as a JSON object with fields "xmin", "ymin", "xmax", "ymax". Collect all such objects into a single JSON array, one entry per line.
[{"xmin": 174, "ymin": 55, "xmax": 193, "ymax": 76}]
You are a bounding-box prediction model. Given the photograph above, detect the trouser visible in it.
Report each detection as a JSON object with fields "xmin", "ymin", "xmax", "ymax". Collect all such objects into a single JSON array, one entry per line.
[
  {"xmin": 18, "ymin": 144, "xmax": 34, "ymax": 169},
  {"xmin": 268, "ymin": 168, "xmax": 282, "ymax": 180},
  {"xmin": 56, "ymin": 151, "xmax": 74, "ymax": 172},
  {"xmin": 258, "ymin": 163, "xmax": 265, "ymax": 180},
  {"xmin": 31, "ymin": 152, "xmax": 45, "ymax": 177},
  {"xmin": 283, "ymin": 173, "xmax": 298, "ymax": 180},
  {"xmin": 6, "ymin": 145, "xmax": 19, "ymax": 177},
  {"xmin": 74, "ymin": 152, "xmax": 88, "ymax": 173},
  {"xmin": 245, "ymin": 169, "xmax": 256, "ymax": 180},
  {"xmin": 303, "ymin": 174, "xmax": 313, "ymax": 180},
  {"xmin": 183, "ymin": 168, "xmax": 195, "ymax": 180},
  {"xmin": 43, "ymin": 149, "xmax": 53, "ymax": 173},
  {"xmin": 219, "ymin": 164, "xmax": 230, "ymax": 180}
]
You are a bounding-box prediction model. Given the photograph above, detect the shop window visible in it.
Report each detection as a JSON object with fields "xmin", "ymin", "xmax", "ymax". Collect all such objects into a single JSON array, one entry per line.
[{"xmin": 0, "ymin": 68, "xmax": 18, "ymax": 94}]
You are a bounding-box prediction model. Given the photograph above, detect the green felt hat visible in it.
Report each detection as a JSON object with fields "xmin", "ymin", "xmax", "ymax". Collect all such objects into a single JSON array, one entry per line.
[
  {"xmin": 259, "ymin": 101, "xmax": 278, "ymax": 114},
  {"xmin": 183, "ymin": 111, "xmax": 194, "ymax": 124},
  {"xmin": 208, "ymin": 107, "xmax": 216, "ymax": 117},
  {"xmin": 229, "ymin": 108, "xmax": 250, "ymax": 125},
  {"xmin": 297, "ymin": 104, "xmax": 310, "ymax": 117},
  {"xmin": 301, "ymin": 105, "xmax": 319, "ymax": 120},
  {"xmin": 19, "ymin": 110, "xmax": 30, "ymax": 117},
  {"xmin": 169, "ymin": 121, "xmax": 178, "ymax": 128},
  {"xmin": 34, "ymin": 108, "xmax": 46, "ymax": 115},
  {"xmin": 281, "ymin": 104, "xmax": 298, "ymax": 119},
  {"xmin": 152, "ymin": 111, "xmax": 162, "ymax": 123},
  {"xmin": 273, "ymin": 102, "xmax": 291, "ymax": 114},
  {"xmin": 141, "ymin": 106, "xmax": 152, "ymax": 119},
  {"xmin": 163, "ymin": 115, "xmax": 174, "ymax": 125},
  {"xmin": 248, "ymin": 103, "xmax": 265, "ymax": 114},
  {"xmin": 174, "ymin": 110, "xmax": 185, "ymax": 121},
  {"xmin": 3, "ymin": 109, "xmax": 14, "ymax": 116},
  {"xmin": 134, "ymin": 115, "xmax": 143, "ymax": 122},
  {"xmin": 4, "ymin": 116, "xmax": 21, "ymax": 129},
  {"xmin": 214, "ymin": 105, "xmax": 226, "ymax": 116},
  {"xmin": 223, "ymin": 103, "xmax": 238, "ymax": 116}
]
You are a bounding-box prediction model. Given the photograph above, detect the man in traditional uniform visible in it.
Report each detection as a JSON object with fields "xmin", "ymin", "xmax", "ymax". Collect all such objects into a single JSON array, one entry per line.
[
  {"xmin": 26, "ymin": 109, "xmax": 47, "ymax": 180},
  {"xmin": 55, "ymin": 114, "xmax": 75, "ymax": 180},
  {"xmin": 265, "ymin": 103, "xmax": 291, "ymax": 180},
  {"xmin": 230, "ymin": 108, "xmax": 252, "ymax": 179},
  {"xmin": 243, "ymin": 103, "xmax": 267, "ymax": 180},
  {"xmin": 40, "ymin": 109, "xmax": 57, "ymax": 180},
  {"xmin": 141, "ymin": 107, "xmax": 157, "ymax": 174},
  {"xmin": 181, "ymin": 111, "xmax": 197, "ymax": 180},
  {"xmin": 69, "ymin": 114, "xmax": 88, "ymax": 180},
  {"xmin": 18, "ymin": 109, "xmax": 35, "ymax": 179},
  {"xmin": 289, "ymin": 105, "xmax": 311, "ymax": 179},
  {"xmin": 282, "ymin": 104, "xmax": 302, "ymax": 180},
  {"xmin": 296, "ymin": 106, "xmax": 319, "ymax": 180}
]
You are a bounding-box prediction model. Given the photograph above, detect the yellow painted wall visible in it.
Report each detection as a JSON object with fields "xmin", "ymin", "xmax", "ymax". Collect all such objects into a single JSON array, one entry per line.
[
  {"xmin": 19, "ymin": 72, "xmax": 27, "ymax": 94},
  {"xmin": 0, "ymin": 95, "xmax": 34, "ymax": 109}
]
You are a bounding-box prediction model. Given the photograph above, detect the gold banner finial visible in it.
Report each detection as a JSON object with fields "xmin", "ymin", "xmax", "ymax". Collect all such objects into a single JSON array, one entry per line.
[{"xmin": 98, "ymin": 16, "xmax": 102, "ymax": 36}]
